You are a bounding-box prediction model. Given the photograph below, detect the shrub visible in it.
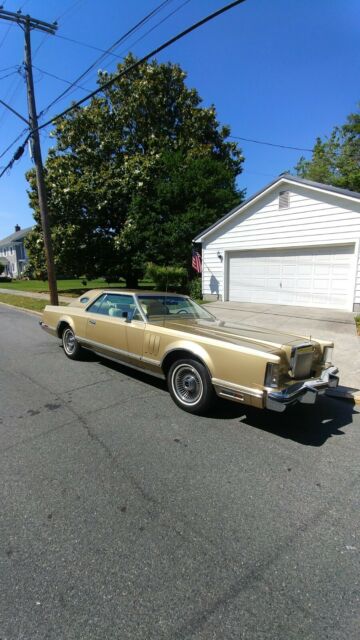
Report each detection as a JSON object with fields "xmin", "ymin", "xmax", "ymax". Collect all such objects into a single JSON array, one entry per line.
[
  {"xmin": 0, "ymin": 263, "xmax": 4, "ymax": 276},
  {"xmin": 145, "ymin": 263, "xmax": 187, "ymax": 291},
  {"xmin": 188, "ymin": 277, "xmax": 202, "ymax": 300}
]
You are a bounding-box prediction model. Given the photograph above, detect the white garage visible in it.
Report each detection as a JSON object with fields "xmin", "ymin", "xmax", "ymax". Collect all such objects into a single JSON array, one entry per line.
[{"xmin": 194, "ymin": 175, "xmax": 360, "ymax": 312}]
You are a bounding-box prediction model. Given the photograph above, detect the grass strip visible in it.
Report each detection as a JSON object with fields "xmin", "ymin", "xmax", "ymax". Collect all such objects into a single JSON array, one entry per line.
[
  {"xmin": 355, "ymin": 315, "xmax": 360, "ymax": 336},
  {"xmin": 0, "ymin": 293, "xmax": 67, "ymax": 313}
]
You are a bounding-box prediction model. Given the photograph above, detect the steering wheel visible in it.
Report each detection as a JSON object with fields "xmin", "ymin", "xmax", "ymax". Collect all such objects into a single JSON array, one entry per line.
[{"xmin": 176, "ymin": 309, "xmax": 190, "ymax": 315}]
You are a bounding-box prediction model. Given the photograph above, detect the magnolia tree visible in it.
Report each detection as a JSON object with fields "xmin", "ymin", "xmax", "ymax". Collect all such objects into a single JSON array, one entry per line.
[{"xmin": 26, "ymin": 54, "xmax": 244, "ymax": 286}]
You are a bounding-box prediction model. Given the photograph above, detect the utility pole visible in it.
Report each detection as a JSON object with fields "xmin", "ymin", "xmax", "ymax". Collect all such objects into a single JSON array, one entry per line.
[{"xmin": 0, "ymin": 7, "xmax": 59, "ymax": 305}]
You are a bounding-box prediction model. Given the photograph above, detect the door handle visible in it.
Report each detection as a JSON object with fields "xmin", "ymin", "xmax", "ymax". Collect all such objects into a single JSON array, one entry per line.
[{"xmin": 88, "ymin": 319, "xmax": 96, "ymax": 325}]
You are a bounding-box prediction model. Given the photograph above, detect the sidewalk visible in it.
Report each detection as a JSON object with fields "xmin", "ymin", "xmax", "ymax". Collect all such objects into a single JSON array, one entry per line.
[{"xmin": 0, "ymin": 287, "xmax": 74, "ymax": 304}]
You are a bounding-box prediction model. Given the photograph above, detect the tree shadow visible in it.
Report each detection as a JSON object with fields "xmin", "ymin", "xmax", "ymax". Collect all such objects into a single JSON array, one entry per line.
[{"xmin": 210, "ymin": 396, "xmax": 357, "ymax": 447}]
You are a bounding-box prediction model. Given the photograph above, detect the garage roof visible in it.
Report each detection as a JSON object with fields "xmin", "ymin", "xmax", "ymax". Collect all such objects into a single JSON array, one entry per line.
[{"xmin": 193, "ymin": 174, "xmax": 360, "ymax": 243}]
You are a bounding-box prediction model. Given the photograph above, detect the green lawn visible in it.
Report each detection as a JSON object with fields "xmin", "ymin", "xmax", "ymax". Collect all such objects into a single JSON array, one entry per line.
[
  {"xmin": 0, "ymin": 293, "xmax": 67, "ymax": 312},
  {"xmin": 0, "ymin": 278, "xmax": 154, "ymax": 297},
  {"xmin": 356, "ymin": 315, "xmax": 360, "ymax": 336}
]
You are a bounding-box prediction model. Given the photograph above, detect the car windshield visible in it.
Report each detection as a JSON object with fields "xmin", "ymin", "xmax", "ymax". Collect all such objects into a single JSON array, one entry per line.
[{"xmin": 136, "ymin": 295, "xmax": 216, "ymax": 323}]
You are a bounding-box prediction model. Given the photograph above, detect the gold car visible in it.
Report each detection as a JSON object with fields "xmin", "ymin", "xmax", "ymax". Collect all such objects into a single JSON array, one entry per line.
[{"xmin": 40, "ymin": 289, "xmax": 339, "ymax": 414}]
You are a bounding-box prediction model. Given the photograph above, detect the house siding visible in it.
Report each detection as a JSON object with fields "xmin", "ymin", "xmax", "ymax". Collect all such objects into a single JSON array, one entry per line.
[{"xmin": 202, "ymin": 185, "xmax": 360, "ymax": 308}]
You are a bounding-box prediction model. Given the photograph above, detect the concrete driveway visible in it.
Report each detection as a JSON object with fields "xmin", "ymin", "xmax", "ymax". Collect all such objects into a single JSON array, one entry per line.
[{"xmin": 204, "ymin": 301, "xmax": 360, "ymax": 391}]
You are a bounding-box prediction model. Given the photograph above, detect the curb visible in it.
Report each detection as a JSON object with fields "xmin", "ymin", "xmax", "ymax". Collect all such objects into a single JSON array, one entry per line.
[
  {"xmin": 326, "ymin": 386, "xmax": 360, "ymax": 405},
  {"xmin": 0, "ymin": 301, "xmax": 42, "ymax": 317}
]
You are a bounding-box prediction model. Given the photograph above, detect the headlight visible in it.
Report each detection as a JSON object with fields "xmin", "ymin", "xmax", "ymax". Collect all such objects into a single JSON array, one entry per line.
[
  {"xmin": 322, "ymin": 346, "xmax": 333, "ymax": 364},
  {"xmin": 265, "ymin": 363, "xmax": 280, "ymax": 388}
]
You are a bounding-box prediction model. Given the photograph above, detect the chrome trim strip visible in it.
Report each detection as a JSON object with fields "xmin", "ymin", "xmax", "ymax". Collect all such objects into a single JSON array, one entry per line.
[
  {"xmin": 211, "ymin": 378, "xmax": 264, "ymax": 399},
  {"xmin": 90, "ymin": 350, "xmax": 165, "ymax": 380},
  {"xmin": 142, "ymin": 355, "xmax": 161, "ymax": 366},
  {"xmin": 79, "ymin": 336, "xmax": 142, "ymax": 361},
  {"xmin": 79, "ymin": 336, "xmax": 161, "ymax": 369}
]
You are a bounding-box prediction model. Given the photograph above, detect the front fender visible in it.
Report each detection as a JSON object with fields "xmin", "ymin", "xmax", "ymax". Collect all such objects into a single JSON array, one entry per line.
[{"xmin": 161, "ymin": 340, "xmax": 215, "ymax": 376}]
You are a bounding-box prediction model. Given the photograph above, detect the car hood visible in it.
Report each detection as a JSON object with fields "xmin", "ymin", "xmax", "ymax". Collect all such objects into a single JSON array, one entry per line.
[{"xmin": 156, "ymin": 318, "xmax": 315, "ymax": 353}]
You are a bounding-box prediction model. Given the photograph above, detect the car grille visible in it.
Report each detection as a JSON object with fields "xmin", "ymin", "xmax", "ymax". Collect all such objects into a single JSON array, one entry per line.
[{"xmin": 291, "ymin": 345, "xmax": 314, "ymax": 379}]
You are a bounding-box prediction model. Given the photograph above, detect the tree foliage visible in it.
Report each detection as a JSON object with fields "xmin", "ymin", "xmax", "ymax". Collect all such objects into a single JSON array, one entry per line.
[
  {"xmin": 26, "ymin": 55, "xmax": 244, "ymax": 285},
  {"xmin": 295, "ymin": 107, "xmax": 360, "ymax": 192}
]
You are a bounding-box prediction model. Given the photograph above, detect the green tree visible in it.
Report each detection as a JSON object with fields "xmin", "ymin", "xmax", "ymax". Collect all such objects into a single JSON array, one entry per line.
[
  {"xmin": 26, "ymin": 54, "xmax": 243, "ymax": 286},
  {"xmin": 295, "ymin": 106, "xmax": 360, "ymax": 192}
]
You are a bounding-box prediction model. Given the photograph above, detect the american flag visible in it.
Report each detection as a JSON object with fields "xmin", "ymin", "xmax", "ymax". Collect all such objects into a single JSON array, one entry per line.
[{"xmin": 192, "ymin": 248, "xmax": 202, "ymax": 274}]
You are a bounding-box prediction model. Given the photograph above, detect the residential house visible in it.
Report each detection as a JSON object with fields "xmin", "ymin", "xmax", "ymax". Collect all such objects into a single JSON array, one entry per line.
[{"xmin": 0, "ymin": 225, "xmax": 32, "ymax": 278}]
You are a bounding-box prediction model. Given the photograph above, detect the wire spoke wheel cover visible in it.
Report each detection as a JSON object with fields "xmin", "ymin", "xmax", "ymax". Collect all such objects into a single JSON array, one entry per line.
[
  {"xmin": 171, "ymin": 363, "xmax": 204, "ymax": 406},
  {"xmin": 63, "ymin": 328, "xmax": 75, "ymax": 354},
  {"xmin": 62, "ymin": 327, "xmax": 81, "ymax": 360}
]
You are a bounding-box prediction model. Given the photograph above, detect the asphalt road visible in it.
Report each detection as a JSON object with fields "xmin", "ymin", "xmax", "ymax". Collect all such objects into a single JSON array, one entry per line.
[{"xmin": 1, "ymin": 304, "xmax": 360, "ymax": 640}]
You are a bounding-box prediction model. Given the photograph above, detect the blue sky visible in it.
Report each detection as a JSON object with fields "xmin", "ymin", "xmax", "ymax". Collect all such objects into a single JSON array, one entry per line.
[{"xmin": 0, "ymin": 0, "xmax": 359, "ymax": 238}]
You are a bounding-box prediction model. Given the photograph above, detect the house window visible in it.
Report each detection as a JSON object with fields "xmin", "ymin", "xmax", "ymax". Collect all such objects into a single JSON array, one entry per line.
[{"xmin": 279, "ymin": 190, "xmax": 290, "ymax": 209}]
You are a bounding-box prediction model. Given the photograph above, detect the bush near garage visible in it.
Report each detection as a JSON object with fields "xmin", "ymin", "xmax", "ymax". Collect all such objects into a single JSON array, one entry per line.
[
  {"xmin": 145, "ymin": 263, "xmax": 187, "ymax": 292},
  {"xmin": 188, "ymin": 277, "xmax": 202, "ymax": 300}
]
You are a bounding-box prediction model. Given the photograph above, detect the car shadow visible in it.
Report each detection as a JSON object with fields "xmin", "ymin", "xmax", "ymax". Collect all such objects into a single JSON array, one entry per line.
[
  {"xmin": 83, "ymin": 349, "xmax": 168, "ymax": 392},
  {"xmin": 211, "ymin": 396, "xmax": 357, "ymax": 447},
  {"xmin": 80, "ymin": 349, "xmax": 356, "ymax": 447}
]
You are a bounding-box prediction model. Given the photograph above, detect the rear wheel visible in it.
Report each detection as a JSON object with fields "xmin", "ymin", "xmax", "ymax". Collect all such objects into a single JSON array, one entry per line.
[
  {"xmin": 167, "ymin": 358, "xmax": 214, "ymax": 414},
  {"xmin": 62, "ymin": 326, "xmax": 82, "ymax": 360}
]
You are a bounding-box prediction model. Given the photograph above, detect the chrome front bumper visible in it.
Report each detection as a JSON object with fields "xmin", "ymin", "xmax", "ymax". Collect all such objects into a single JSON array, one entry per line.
[{"xmin": 266, "ymin": 366, "xmax": 339, "ymax": 413}]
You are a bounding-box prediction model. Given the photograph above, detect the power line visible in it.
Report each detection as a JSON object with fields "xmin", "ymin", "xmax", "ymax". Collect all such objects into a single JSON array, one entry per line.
[
  {"xmin": 37, "ymin": 0, "xmax": 247, "ymax": 132},
  {"xmin": 229, "ymin": 135, "xmax": 313, "ymax": 153},
  {"xmin": 114, "ymin": 0, "xmax": 192, "ymax": 63},
  {"xmin": 0, "ymin": 0, "xmax": 30, "ymax": 51},
  {"xmin": 32, "ymin": 0, "xmax": 87, "ymax": 58},
  {"xmin": 53, "ymin": 32, "xmax": 137, "ymax": 59},
  {"xmin": 0, "ymin": 134, "xmax": 29, "ymax": 177},
  {"xmin": 0, "ymin": 127, "xmax": 28, "ymax": 160},
  {"xmin": 32, "ymin": 64, "xmax": 92, "ymax": 93},
  {"xmin": 53, "ymin": 0, "xmax": 189, "ymax": 61},
  {"xmin": 0, "ymin": 69, "xmax": 18, "ymax": 80},
  {"xmin": 39, "ymin": 0, "xmax": 174, "ymax": 117}
]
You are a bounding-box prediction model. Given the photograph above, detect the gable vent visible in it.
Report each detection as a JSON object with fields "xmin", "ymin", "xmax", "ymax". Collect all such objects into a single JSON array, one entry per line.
[{"xmin": 279, "ymin": 190, "xmax": 290, "ymax": 209}]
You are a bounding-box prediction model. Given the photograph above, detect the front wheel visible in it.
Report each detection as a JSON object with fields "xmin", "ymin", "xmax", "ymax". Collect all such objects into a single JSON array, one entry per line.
[
  {"xmin": 167, "ymin": 358, "xmax": 215, "ymax": 414},
  {"xmin": 62, "ymin": 326, "xmax": 82, "ymax": 360}
]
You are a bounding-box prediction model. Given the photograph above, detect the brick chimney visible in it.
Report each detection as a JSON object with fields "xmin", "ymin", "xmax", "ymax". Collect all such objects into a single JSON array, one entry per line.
[{"xmin": 15, "ymin": 224, "xmax": 21, "ymax": 232}]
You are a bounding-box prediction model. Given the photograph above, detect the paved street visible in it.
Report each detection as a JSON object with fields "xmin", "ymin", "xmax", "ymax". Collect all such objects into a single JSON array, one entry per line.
[{"xmin": 1, "ymin": 304, "xmax": 360, "ymax": 640}]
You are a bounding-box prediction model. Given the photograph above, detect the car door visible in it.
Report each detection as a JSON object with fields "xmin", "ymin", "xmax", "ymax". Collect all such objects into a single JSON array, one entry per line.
[{"xmin": 84, "ymin": 293, "xmax": 139, "ymax": 363}]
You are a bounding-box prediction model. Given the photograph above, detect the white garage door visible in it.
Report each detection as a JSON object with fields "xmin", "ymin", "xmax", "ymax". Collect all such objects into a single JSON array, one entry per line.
[{"xmin": 227, "ymin": 245, "xmax": 354, "ymax": 310}]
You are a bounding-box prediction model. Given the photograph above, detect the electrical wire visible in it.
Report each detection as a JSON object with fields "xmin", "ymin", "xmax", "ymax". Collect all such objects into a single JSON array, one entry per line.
[
  {"xmin": 0, "ymin": 127, "xmax": 29, "ymax": 160},
  {"xmin": 37, "ymin": 0, "xmax": 247, "ymax": 131},
  {"xmin": 53, "ymin": 32, "xmax": 130, "ymax": 58},
  {"xmin": 114, "ymin": 0, "xmax": 192, "ymax": 63},
  {"xmin": 53, "ymin": 0, "xmax": 190, "ymax": 62},
  {"xmin": 229, "ymin": 135, "xmax": 313, "ymax": 153},
  {"xmin": 0, "ymin": 134, "xmax": 29, "ymax": 178},
  {"xmin": 32, "ymin": 64, "xmax": 92, "ymax": 93},
  {"xmin": 39, "ymin": 0, "xmax": 174, "ymax": 117},
  {"xmin": 0, "ymin": 69, "xmax": 19, "ymax": 80},
  {"xmin": 32, "ymin": 0, "xmax": 87, "ymax": 58}
]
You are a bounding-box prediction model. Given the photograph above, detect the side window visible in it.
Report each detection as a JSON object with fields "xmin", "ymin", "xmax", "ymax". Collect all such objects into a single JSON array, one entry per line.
[
  {"xmin": 87, "ymin": 293, "xmax": 141, "ymax": 319},
  {"xmin": 86, "ymin": 294, "xmax": 107, "ymax": 314}
]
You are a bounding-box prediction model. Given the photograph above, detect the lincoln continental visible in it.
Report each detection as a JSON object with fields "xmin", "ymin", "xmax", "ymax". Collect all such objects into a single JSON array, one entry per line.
[{"xmin": 40, "ymin": 290, "xmax": 339, "ymax": 414}]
